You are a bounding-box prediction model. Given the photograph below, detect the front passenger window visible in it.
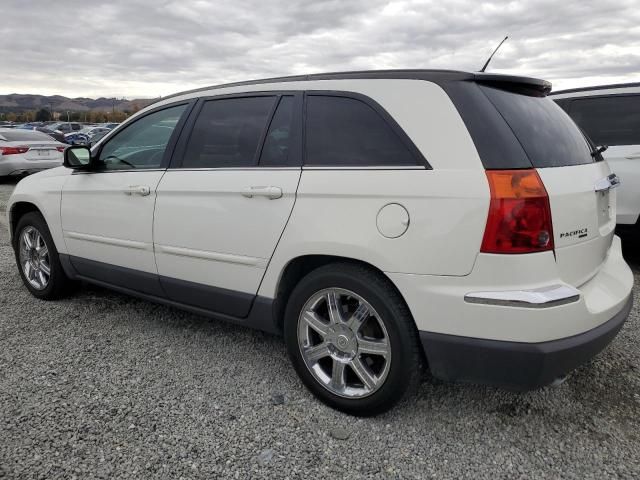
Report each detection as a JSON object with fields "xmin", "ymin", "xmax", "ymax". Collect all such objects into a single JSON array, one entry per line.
[
  {"xmin": 181, "ymin": 96, "xmax": 276, "ymax": 168},
  {"xmin": 97, "ymin": 104, "xmax": 187, "ymax": 170}
]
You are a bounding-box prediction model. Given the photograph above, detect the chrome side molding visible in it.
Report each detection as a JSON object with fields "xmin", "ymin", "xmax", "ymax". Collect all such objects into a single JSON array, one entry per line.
[{"xmin": 464, "ymin": 284, "xmax": 581, "ymax": 308}]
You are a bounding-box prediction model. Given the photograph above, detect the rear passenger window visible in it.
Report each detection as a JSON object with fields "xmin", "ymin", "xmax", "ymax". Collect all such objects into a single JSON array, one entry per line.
[
  {"xmin": 260, "ymin": 96, "xmax": 295, "ymax": 166},
  {"xmin": 568, "ymin": 95, "xmax": 640, "ymax": 146},
  {"xmin": 305, "ymin": 95, "xmax": 418, "ymax": 166},
  {"xmin": 182, "ymin": 96, "xmax": 276, "ymax": 168}
]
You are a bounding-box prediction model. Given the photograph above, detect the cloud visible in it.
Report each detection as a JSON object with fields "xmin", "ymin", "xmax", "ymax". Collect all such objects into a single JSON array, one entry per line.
[{"xmin": 1, "ymin": 0, "xmax": 638, "ymax": 97}]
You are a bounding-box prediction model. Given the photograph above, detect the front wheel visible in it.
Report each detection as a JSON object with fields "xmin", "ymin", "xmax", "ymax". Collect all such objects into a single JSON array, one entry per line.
[
  {"xmin": 14, "ymin": 212, "xmax": 74, "ymax": 300},
  {"xmin": 284, "ymin": 263, "xmax": 422, "ymax": 416}
]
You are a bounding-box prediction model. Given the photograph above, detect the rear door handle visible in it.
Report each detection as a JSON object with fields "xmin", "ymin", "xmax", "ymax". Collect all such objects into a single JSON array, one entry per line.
[
  {"xmin": 594, "ymin": 173, "xmax": 621, "ymax": 193},
  {"xmin": 124, "ymin": 185, "xmax": 151, "ymax": 196},
  {"xmin": 241, "ymin": 186, "xmax": 283, "ymax": 200}
]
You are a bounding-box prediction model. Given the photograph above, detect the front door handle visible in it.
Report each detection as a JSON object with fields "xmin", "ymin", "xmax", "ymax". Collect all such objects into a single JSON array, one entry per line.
[
  {"xmin": 625, "ymin": 153, "xmax": 640, "ymax": 160},
  {"xmin": 124, "ymin": 185, "xmax": 151, "ymax": 196},
  {"xmin": 241, "ymin": 186, "xmax": 283, "ymax": 200}
]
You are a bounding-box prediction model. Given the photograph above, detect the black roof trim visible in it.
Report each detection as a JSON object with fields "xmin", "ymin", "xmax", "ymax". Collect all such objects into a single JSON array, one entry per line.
[
  {"xmin": 473, "ymin": 73, "xmax": 552, "ymax": 94},
  {"xmin": 151, "ymin": 69, "xmax": 551, "ymax": 105},
  {"xmin": 550, "ymin": 81, "xmax": 640, "ymax": 95}
]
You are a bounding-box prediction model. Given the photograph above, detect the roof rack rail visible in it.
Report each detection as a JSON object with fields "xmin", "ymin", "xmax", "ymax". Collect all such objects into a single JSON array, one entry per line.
[{"xmin": 147, "ymin": 69, "xmax": 551, "ymax": 106}]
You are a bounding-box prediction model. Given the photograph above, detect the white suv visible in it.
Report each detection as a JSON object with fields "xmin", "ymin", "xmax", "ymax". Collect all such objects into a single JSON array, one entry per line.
[
  {"xmin": 551, "ymin": 83, "xmax": 640, "ymax": 227},
  {"xmin": 7, "ymin": 70, "xmax": 634, "ymax": 415}
]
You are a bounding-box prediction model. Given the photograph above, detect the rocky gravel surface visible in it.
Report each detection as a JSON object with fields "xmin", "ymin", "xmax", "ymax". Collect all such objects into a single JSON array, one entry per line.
[{"xmin": 1, "ymin": 177, "xmax": 639, "ymax": 479}]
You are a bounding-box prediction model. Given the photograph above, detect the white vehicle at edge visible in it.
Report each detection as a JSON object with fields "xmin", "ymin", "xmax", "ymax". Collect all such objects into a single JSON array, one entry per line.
[
  {"xmin": 6, "ymin": 70, "xmax": 634, "ymax": 415},
  {"xmin": 551, "ymin": 83, "xmax": 640, "ymax": 227}
]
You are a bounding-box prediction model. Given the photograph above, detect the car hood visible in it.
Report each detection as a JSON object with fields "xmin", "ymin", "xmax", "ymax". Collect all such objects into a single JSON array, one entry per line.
[{"xmin": 20, "ymin": 166, "xmax": 71, "ymax": 182}]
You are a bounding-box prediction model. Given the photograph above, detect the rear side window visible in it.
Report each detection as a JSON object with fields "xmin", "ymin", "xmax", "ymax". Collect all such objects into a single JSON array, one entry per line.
[
  {"xmin": 305, "ymin": 95, "xmax": 418, "ymax": 166},
  {"xmin": 182, "ymin": 96, "xmax": 276, "ymax": 168},
  {"xmin": 480, "ymin": 85, "xmax": 593, "ymax": 168},
  {"xmin": 259, "ymin": 96, "xmax": 295, "ymax": 166},
  {"xmin": 0, "ymin": 130, "xmax": 53, "ymax": 142},
  {"xmin": 568, "ymin": 95, "xmax": 640, "ymax": 146}
]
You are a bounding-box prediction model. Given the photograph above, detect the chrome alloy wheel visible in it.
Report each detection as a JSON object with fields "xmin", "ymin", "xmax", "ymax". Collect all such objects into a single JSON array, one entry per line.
[
  {"xmin": 297, "ymin": 288, "xmax": 391, "ymax": 398},
  {"xmin": 18, "ymin": 226, "xmax": 50, "ymax": 290}
]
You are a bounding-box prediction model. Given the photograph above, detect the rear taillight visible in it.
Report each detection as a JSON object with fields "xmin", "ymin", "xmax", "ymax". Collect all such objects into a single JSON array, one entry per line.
[
  {"xmin": 56, "ymin": 146, "xmax": 66, "ymax": 152},
  {"xmin": 0, "ymin": 146, "xmax": 29, "ymax": 155},
  {"xmin": 481, "ymin": 169, "xmax": 554, "ymax": 254}
]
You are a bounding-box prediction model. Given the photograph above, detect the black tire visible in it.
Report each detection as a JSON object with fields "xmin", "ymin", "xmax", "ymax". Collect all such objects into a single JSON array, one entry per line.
[
  {"xmin": 13, "ymin": 211, "xmax": 74, "ymax": 300},
  {"xmin": 284, "ymin": 262, "xmax": 422, "ymax": 416}
]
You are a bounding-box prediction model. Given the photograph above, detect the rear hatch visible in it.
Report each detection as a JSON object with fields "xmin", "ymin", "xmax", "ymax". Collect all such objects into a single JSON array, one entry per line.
[
  {"xmin": 448, "ymin": 78, "xmax": 615, "ymax": 287},
  {"xmin": 23, "ymin": 141, "xmax": 64, "ymax": 161}
]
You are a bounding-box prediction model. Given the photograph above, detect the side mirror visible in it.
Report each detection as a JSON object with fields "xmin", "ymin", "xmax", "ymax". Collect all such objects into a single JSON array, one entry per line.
[{"xmin": 64, "ymin": 145, "xmax": 92, "ymax": 169}]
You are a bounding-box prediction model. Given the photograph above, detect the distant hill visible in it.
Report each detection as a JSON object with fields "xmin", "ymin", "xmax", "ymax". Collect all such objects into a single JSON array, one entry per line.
[{"xmin": 0, "ymin": 94, "xmax": 157, "ymax": 113}]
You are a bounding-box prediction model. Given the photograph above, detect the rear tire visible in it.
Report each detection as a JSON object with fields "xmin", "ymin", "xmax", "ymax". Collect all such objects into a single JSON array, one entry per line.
[
  {"xmin": 13, "ymin": 212, "xmax": 74, "ymax": 300},
  {"xmin": 284, "ymin": 262, "xmax": 422, "ymax": 416}
]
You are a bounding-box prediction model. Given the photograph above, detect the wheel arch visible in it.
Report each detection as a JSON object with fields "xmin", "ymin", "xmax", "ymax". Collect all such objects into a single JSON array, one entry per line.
[
  {"xmin": 270, "ymin": 254, "xmax": 416, "ymax": 334},
  {"xmin": 8, "ymin": 201, "xmax": 42, "ymax": 246}
]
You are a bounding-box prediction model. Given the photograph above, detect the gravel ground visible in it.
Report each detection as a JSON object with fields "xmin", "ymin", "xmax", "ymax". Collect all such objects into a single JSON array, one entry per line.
[{"xmin": 0, "ymin": 177, "xmax": 639, "ymax": 479}]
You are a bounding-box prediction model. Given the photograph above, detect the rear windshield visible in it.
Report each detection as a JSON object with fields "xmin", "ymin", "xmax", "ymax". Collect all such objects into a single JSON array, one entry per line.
[
  {"xmin": 0, "ymin": 130, "xmax": 54, "ymax": 142},
  {"xmin": 479, "ymin": 85, "xmax": 594, "ymax": 168}
]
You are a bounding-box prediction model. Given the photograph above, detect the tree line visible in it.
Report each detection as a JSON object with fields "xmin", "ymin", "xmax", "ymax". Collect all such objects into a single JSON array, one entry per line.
[{"xmin": 0, "ymin": 105, "xmax": 143, "ymax": 123}]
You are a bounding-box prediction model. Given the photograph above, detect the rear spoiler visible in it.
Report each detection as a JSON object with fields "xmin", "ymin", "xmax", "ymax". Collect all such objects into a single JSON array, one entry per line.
[{"xmin": 472, "ymin": 73, "xmax": 552, "ymax": 95}]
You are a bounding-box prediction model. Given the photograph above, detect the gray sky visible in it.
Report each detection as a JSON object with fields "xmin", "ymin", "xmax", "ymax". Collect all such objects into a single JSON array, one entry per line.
[{"xmin": 2, "ymin": 0, "xmax": 639, "ymax": 98}]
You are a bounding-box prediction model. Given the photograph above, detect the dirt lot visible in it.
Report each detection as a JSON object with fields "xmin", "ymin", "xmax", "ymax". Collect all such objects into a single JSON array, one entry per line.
[{"xmin": 1, "ymin": 177, "xmax": 639, "ymax": 479}]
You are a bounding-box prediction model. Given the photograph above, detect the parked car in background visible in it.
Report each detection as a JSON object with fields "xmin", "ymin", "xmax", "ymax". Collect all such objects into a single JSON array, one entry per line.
[
  {"xmin": 63, "ymin": 132, "xmax": 90, "ymax": 146},
  {"xmin": 36, "ymin": 127, "xmax": 66, "ymax": 143},
  {"xmin": 6, "ymin": 70, "xmax": 633, "ymax": 415},
  {"xmin": 15, "ymin": 125, "xmax": 66, "ymax": 143},
  {"xmin": 48, "ymin": 122, "xmax": 83, "ymax": 134},
  {"xmin": 551, "ymin": 83, "xmax": 640, "ymax": 227},
  {"xmin": 0, "ymin": 128, "xmax": 65, "ymax": 177},
  {"xmin": 79, "ymin": 126, "xmax": 111, "ymax": 139},
  {"xmin": 102, "ymin": 122, "xmax": 120, "ymax": 129},
  {"xmin": 88, "ymin": 130, "xmax": 109, "ymax": 146}
]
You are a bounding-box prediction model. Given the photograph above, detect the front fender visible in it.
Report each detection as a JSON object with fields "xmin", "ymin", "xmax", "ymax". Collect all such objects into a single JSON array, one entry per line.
[{"xmin": 7, "ymin": 168, "xmax": 69, "ymax": 253}]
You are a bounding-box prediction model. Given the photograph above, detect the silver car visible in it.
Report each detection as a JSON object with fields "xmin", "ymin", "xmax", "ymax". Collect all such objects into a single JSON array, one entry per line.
[{"xmin": 0, "ymin": 128, "xmax": 66, "ymax": 177}]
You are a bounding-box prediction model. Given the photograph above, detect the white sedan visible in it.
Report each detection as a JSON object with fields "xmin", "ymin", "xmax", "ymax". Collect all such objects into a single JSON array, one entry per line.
[{"xmin": 0, "ymin": 128, "xmax": 66, "ymax": 177}]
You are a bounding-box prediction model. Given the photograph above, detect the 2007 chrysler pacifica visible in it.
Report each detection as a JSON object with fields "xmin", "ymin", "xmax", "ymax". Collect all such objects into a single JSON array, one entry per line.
[{"xmin": 7, "ymin": 70, "xmax": 634, "ymax": 415}]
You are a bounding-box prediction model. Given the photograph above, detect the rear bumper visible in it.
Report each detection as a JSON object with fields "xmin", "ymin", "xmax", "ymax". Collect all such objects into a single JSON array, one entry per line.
[
  {"xmin": 420, "ymin": 293, "xmax": 632, "ymax": 390},
  {"xmin": 388, "ymin": 236, "xmax": 633, "ymax": 343}
]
